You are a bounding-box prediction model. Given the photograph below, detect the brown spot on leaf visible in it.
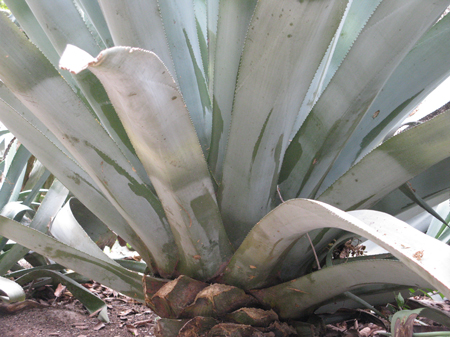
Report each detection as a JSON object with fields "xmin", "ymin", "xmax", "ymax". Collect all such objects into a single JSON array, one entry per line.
[{"xmin": 413, "ymin": 250, "xmax": 424, "ymax": 261}]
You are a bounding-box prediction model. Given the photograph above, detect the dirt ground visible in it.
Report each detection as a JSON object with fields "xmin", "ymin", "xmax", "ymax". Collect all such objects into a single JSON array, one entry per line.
[
  {"xmin": 1, "ymin": 281, "xmax": 449, "ymax": 337},
  {"xmin": 0, "ymin": 282, "xmax": 157, "ymax": 337}
]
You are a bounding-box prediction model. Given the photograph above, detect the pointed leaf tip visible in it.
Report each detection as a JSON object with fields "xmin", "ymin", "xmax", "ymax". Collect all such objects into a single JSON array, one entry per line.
[{"xmin": 59, "ymin": 44, "xmax": 96, "ymax": 74}]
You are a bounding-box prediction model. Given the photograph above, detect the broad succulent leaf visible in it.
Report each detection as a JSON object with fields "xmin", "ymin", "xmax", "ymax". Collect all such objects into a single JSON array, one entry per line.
[
  {"xmin": 60, "ymin": 45, "xmax": 233, "ymax": 280},
  {"xmin": 3, "ymin": 0, "xmax": 79, "ymax": 90},
  {"xmin": 223, "ymin": 199, "xmax": 450, "ymax": 297},
  {"xmin": 0, "ymin": 145, "xmax": 30, "ymax": 210},
  {"xmin": 319, "ymin": 109, "xmax": 450, "ymax": 210},
  {"xmin": 0, "ymin": 275, "xmax": 25, "ymax": 303},
  {"xmin": 219, "ymin": 0, "xmax": 347, "ymax": 247},
  {"xmin": 291, "ymin": 0, "xmax": 382, "ymax": 138},
  {"xmin": 280, "ymin": 0, "xmax": 450, "ymax": 200},
  {"xmin": 0, "ymin": 216, "xmax": 149, "ymax": 301},
  {"xmin": 50, "ymin": 197, "xmax": 117, "ymax": 264},
  {"xmin": 207, "ymin": 0, "xmax": 257, "ymax": 179},
  {"xmin": 0, "ymin": 14, "xmax": 178, "ymax": 277},
  {"xmin": 0, "ymin": 95, "xmax": 154, "ymax": 267},
  {"xmin": 372, "ymin": 156, "xmax": 450, "ymax": 219},
  {"xmin": 251, "ymin": 260, "xmax": 432, "ymax": 320},
  {"xmin": 158, "ymin": 0, "xmax": 212, "ymax": 154},
  {"xmin": 24, "ymin": 0, "xmax": 150, "ymax": 186},
  {"xmin": 321, "ymin": 11, "xmax": 450, "ymax": 192},
  {"xmin": 74, "ymin": 0, "xmax": 114, "ymax": 48},
  {"xmin": 0, "ymin": 0, "xmax": 450, "ymax": 326},
  {"xmin": 0, "ymin": 180, "xmax": 68, "ymax": 275}
]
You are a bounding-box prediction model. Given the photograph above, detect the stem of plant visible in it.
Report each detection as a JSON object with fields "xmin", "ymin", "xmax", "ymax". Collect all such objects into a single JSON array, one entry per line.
[{"xmin": 277, "ymin": 185, "xmax": 321, "ymax": 269}]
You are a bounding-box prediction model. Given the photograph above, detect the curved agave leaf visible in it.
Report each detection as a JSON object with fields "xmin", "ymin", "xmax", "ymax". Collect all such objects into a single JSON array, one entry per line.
[
  {"xmin": 158, "ymin": 0, "xmax": 212, "ymax": 154},
  {"xmin": 16, "ymin": 269, "xmax": 109, "ymax": 322},
  {"xmin": 0, "ymin": 98, "xmax": 155, "ymax": 269},
  {"xmin": 3, "ymin": 0, "xmax": 79, "ymax": 91},
  {"xmin": 291, "ymin": 0, "xmax": 381, "ymax": 138},
  {"xmin": 0, "ymin": 202, "xmax": 33, "ymax": 221},
  {"xmin": 0, "ymin": 144, "xmax": 31, "ymax": 210},
  {"xmin": 207, "ymin": 0, "xmax": 257, "ymax": 179},
  {"xmin": 0, "ymin": 275, "xmax": 25, "ymax": 303},
  {"xmin": 0, "ymin": 216, "xmax": 153, "ymax": 301},
  {"xmin": 275, "ymin": 227, "xmax": 343, "ymax": 282},
  {"xmin": 21, "ymin": 169, "xmax": 51, "ymax": 207},
  {"xmin": 372, "ymin": 156, "xmax": 450, "ymax": 219},
  {"xmin": 194, "ymin": 0, "xmax": 208, "ymax": 78},
  {"xmin": 251, "ymin": 260, "xmax": 431, "ymax": 320},
  {"xmin": 279, "ymin": 0, "xmax": 450, "ymax": 200},
  {"xmin": 6, "ymin": 264, "xmax": 65, "ymax": 278},
  {"xmin": 24, "ymin": 0, "xmax": 150, "ymax": 186},
  {"xmin": 206, "ymin": 0, "xmax": 219, "ymax": 98},
  {"xmin": 0, "ymin": 81, "xmax": 74, "ymax": 161},
  {"xmin": 98, "ymin": 0, "xmax": 211, "ymax": 153},
  {"xmin": 97, "ymin": 0, "xmax": 175, "ymax": 77},
  {"xmin": 50, "ymin": 197, "xmax": 117, "ymax": 265},
  {"xmin": 60, "ymin": 45, "xmax": 233, "ymax": 280},
  {"xmin": 398, "ymin": 182, "xmax": 448, "ymax": 226},
  {"xmin": 427, "ymin": 202, "xmax": 450, "ymax": 242},
  {"xmin": 74, "ymin": 0, "xmax": 114, "ymax": 48},
  {"xmin": 0, "ymin": 180, "xmax": 68, "ymax": 275},
  {"xmin": 222, "ymin": 199, "xmax": 450, "ymax": 297},
  {"xmin": 319, "ymin": 109, "xmax": 450, "ymax": 211},
  {"xmin": 220, "ymin": 0, "xmax": 347, "ymax": 247},
  {"xmin": 391, "ymin": 307, "xmax": 450, "ymax": 336},
  {"xmin": 320, "ymin": 12, "xmax": 450, "ymax": 193},
  {"xmin": 0, "ymin": 15, "xmax": 178, "ymax": 277},
  {"xmin": 316, "ymin": 284, "xmax": 412, "ymax": 315}
]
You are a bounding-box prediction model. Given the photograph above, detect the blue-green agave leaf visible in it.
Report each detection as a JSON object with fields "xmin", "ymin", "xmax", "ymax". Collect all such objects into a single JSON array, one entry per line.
[
  {"xmin": 280, "ymin": 0, "xmax": 450, "ymax": 200},
  {"xmin": 0, "ymin": 14, "xmax": 178, "ymax": 277},
  {"xmin": 251, "ymin": 260, "xmax": 431, "ymax": 320},
  {"xmin": 319, "ymin": 110, "xmax": 450, "ymax": 211},
  {"xmin": 0, "ymin": 180, "xmax": 68, "ymax": 275},
  {"xmin": 0, "ymin": 97, "xmax": 154, "ymax": 269},
  {"xmin": 223, "ymin": 199, "xmax": 450, "ymax": 298},
  {"xmin": 220, "ymin": 0, "xmax": 347, "ymax": 247},
  {"xmin": 320, "ymin": 11, "xmax": 450, "ymax": 193},
  {"xmin": 61, "ymin": 45, "xmax": 233, "ymax": 280},
  {"xmin": 24, "ymin": 0, "xmax": 150, "ymax": 186},
  {"xmin": 207, "ymin": 0, "xmax": 257, "ymax": 180},
  {"xmin": 0, "ymin": 275, "xmax": 25, "ymax": 303},
  {"xmin": 0, "ymin": 216, "xmax": 148, "ymax": 301}
]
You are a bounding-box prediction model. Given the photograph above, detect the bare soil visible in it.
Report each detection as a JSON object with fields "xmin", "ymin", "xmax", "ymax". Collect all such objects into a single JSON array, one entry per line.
[
  {"xmin": 0, "ymin": 282, "xmax": 157, "ymax": 337},
  {"xmin": 1, "ymin": 281, "xmax": 449, "ymax": 337}
]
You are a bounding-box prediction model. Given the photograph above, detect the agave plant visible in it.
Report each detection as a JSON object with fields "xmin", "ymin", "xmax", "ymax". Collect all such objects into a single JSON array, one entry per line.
[{"xmin": 1, "ymin": 0, "xmax": 450, "ymax": 335}]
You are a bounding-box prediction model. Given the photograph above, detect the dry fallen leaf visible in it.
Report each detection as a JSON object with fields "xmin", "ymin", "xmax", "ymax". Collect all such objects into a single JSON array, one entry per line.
[
  {"xmin": 93, "ymin": 322, "xmax": 105, "ymax": 331},
  {"xmin": 134, "ymin": 319, "xmax": 153, "ymax": 327},
  {"xmin": 119, "ymin": 308, "xmax": 136, "ymax": 316},
  {"xmin": 54, "ymin": 283, "xmax": 66, "ymax": 298},
  {"xmin": 88, "ymin": 307, "xmax": 104, "ymax": 318},
  {"xmin": 126, "ymin": 324, "xmax": 139, "ymax": 335}
]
